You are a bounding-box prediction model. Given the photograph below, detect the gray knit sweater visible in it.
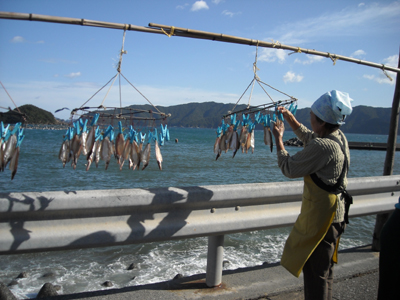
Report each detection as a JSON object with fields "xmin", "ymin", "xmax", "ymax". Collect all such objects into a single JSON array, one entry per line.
[{"xmin": 277, "ymin": 124, "xmax": 350, "ymax": 223}]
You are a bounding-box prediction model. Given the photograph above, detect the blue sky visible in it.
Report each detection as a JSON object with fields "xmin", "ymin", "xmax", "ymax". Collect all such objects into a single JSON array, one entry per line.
[{"xmin": 0, "ymin": 0, "xmax": 399, "ymax": 120}]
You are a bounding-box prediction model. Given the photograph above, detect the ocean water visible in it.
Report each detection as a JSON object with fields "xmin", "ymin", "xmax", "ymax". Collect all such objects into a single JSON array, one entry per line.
[{"xmin": 1, "ymin": 127, "xmax": 399, "ymax": 299}]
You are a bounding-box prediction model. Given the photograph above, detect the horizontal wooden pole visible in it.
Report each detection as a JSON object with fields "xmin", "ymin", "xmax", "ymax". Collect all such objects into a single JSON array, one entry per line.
[{"xmin": 0, "ymin": 11, "xmax": 399, "ymax": 74}]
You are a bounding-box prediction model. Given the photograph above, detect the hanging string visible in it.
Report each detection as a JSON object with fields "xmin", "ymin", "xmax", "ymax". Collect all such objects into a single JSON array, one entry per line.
[
  {"xmin": 119, "ymin": 73, "xmax": 164, "ymax": 115},
  {"xmin": 79, "ymin": 74, "xmax": 118, "ymax": 109},
  {"xmin": 0, "ymin": 81, "xmax": 26, "ymax": 121},
  {"xmin": 382, "ymin": 65, "xmax": 393, "ymax": 81}
]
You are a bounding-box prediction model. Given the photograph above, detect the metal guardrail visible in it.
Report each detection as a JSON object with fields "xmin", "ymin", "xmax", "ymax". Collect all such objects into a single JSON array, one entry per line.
[{"xmin": 1, "ymin": 175, "xmax": 399, "ymax": 286}]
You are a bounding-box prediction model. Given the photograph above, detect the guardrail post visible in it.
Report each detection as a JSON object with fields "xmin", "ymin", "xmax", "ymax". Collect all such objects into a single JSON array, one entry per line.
[{"xmin": 206, "ymin": 235, "xmax": 224, "ymax": 287}]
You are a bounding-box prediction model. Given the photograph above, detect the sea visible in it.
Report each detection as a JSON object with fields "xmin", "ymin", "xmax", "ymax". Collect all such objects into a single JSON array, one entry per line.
[{"xmin": 1, "ymin": 127, "xmax": 399, "ymax": 299}]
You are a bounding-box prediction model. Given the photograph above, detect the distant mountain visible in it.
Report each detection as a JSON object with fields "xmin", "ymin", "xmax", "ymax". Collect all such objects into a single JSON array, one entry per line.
[
  {"xmin": 0, "ymin": 104, "xmax": 60, "ymax": 124},
  {"xmin": 1, "ymin": 102, "xmax": 398, "ymax": 135},
  {"xmin": 124, "ymin": 102, "xmax": 397, "ymax": 135}
]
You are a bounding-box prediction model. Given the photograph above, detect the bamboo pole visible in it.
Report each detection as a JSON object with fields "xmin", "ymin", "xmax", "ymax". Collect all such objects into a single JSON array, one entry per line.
[
  {"xmin": 148, "ymin": 23, "xmax": 400, "ymax": 74},
  {"xmin": 371, "ymin": 50, "xmax": 400, "ymax": 251},
  {"xmin": 0, "ymin": 11, "xmax": 399, "ymax": 74}
]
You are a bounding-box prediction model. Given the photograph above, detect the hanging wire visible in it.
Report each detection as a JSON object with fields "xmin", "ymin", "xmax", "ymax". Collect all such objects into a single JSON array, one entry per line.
[
  {"xmin": 227, "ymin": 41, "xmax": 297, "ymax": 119},
  {"xmin": 0, "ymin": 81, "xmax": 27, "ymax": 122}
]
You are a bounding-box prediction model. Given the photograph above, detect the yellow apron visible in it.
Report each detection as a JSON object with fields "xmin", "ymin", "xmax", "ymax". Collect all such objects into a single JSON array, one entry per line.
[{"xmin": 281, "ymin": 175, "xmax": 339, "ymax": 277}]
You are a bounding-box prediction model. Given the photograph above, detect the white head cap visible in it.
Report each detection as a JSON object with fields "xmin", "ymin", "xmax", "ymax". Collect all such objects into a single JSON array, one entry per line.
[{"xmin": 311, "ymin": 90, "xmax": 353, "ymax": 125}]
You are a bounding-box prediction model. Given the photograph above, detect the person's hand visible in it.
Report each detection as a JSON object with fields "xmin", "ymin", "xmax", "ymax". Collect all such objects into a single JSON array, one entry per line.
[
  {"xmin": 276, "ymin": 106, "xmax": 293, "ymax": 121},
  {"xmin": 272, "ymin": 120, "xmax": 285, "ymax": 140}
]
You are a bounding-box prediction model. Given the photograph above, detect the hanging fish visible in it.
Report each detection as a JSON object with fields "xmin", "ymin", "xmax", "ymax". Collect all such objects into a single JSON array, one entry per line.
[
  {"xmin": 9, "ymin": 123, "xmax": 25, "ymax": 180},
  {"xmin": 85, "ymin": 114, "xmax": 100, "ymax": 155},
  {"xmin": 130, "ymin": 140, "xmax": 140, "ymax": 170},
  {"xmin": 3, "ymin": 134, "xmax": 17, "ymax": 171},
  {"xmin": 70, "ymin": 121, "xmax": 83, "ymax": 170},
  {"xmin": 100, "ymin": 136, "xmax": 113, "ymax": 170},
  {"xmin": 225, "ymin": 125, "xmax": 234, "ymax": 152},
  {"xmin": 93, "ymin": 134, "xmax": 104, "ymax": 168},
  {"xmin": 141, "ymin": 143, "xmax": 151, "ymax": 170},
  {"xmin": 239, "ymin": 126, "xmax": 248, "ymax": 153},
  {"xmin": 231, "ymin": 131, "xmax": 240, "ymax": 158},
  {"xmin": 9, "ymin": 146, "xmax": 20, "ymax": 180},
  {"xmin": 250, "ymin": 130, "xmax": 255, "ymax": 154},
  {"xmin": 155, "ymin": 139, "xmax": 163, "ymax": 170},
  {"xmin": 59, "ymin": 139, "xmax": 71, "ymax": 168},
  {"xmin": 120, "ymin": 136, "xmax": 132, "ymax": 170},
  {"xmin": 80, "ymin": 119, "xmax": 89, "ymax": 156},
  {"xmin": 115, "ymin": 121, "xmax": 125, "ymax": 164},
  {"xmin": 264, "ymin": 127, "xmax": 273, "ymax": 152}
]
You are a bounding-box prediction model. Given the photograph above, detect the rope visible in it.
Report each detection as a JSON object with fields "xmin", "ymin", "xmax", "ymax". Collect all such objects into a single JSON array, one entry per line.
[
  {"xmin": 382, "ymin": 65, "xmax": 393, "ymax": 81},
  {"xmin": 231, "ymin": 78, "xmax": 255, "ymax": 113},
  {"xmin": 0, "ymin": 81, "xmax": 25, "ymax": 120},
  {"xmin": 79, "ymin": 74, "xmax": 118, "ymax": 108},
  {"xmin": 117, "ymin": 27, "xmax": 127, "ymax": 73},
  {"xmin": 161, "ymin": 26, "xmax": 175, "ymax": 37},
  {"xmin": 119, "ymin": 72, "xmax": 163, "ymax": 115},
  {"xmin": 100, "ymin": 73, "xmax": 118, "ymax": 107},
  {"xmin": 288, "ymin": 47, "xmax": 302, "ymax": 56},
  {"xmin": 328, "ymin": 53, "xmax": 338, "ymax": 65}
]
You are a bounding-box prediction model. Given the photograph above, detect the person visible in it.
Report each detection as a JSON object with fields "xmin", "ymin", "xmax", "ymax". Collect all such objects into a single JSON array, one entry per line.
[{"xmin": 272, "ymin": 90, "xmax": 353, "ymax": 300}]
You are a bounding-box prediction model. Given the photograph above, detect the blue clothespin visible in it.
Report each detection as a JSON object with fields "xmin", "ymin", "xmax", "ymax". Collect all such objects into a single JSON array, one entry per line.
[
  {"xmin": 292, "ymin": 104, "xmax": 298, "ymax": 116},
  {"xmin": 159, "ymin": 133, "xmax": 165, "ymax": 146},
  {"xmin": 264, "ymin": 114, "xmax": 271, "ymax": 127},
  {"xmin": 1, "ymin": 122, "xmax": 10, "ymax": 139},
  {"xmin": 254, "ymin": 112, "xmax": 261, "ymax": 124},
  {"xmin": 118, "ymin": 121, "xmax": 123, "ymax": 134},
  {"xmin": 289, "ymin": 102, "xmax": 294, "ymax": 113},
  {"xmin": 242, "ymin": 114, "xmax": 250, "ymax": 126},
  {"xmin": 63, "ymin": 128, "xmax": 71, "ymax": 141},
  {"xmin": 129, "ymin": 128, "xmax": 137, "ymax": 143},
  {"xmin": 166, "ymin": 129, "xmax": 170, "ymax": 141},
  {"xmin": 248, "ymin": 121, "xmax": 255, "ymax": 133},
  {"xmin": 81, "ymin": 119, "xmax": 88, "ymax": 133},
  {"xmin": 230, "ymin": 114, "xmax": 237, "ymax": 126},
  {"xmin": 10, "ymin": 123, "xmax": 21, "ymax": 135},
  {"xmin": 140, "ymin": 132, "xmax": 146, "ymax": 144},
  {"xmin": 216, "ymin": 126, "xmax": 222, "ymax": 136},
  {"xmin": 278, "ymin": 111, "xmax": 284, "ymax": 122},
  {"xmin": 272, "ymin": 113, "xmax": 277, "ymax": 123},
  {"xmin": 16, "ymin": 128, "xmax": 25, "ymax": 148},
  {"xmin": 103, "ymin": 125, "xmax": 113, "ymax": 139},
  {"xmin": 153, "ymin": 129, "xmax": 158, "ymax": 141},
  {"xmin": 109, "ymin": 129, "xmax": 115, "ymax": 142},
  {"xmin": 133, "ymin": 132, "xmax": 139, "ymax": 143},
  {"xmin": 147, "ymin": 131, "xmax": 153, "ymax": 144},
  {"xmin": 90, "ymin": 113, "xmax": 100, "ymax": 126},
  {"xmin": 233, "ymin": 120, "xmax": 240, "ymax": 131}
]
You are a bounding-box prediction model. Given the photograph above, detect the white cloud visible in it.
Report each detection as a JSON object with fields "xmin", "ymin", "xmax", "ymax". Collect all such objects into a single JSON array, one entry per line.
[
  {"xmin": 351, "ymin": 49, "xmax": 366, "ymax": 57},
  {"xmin": 258, "ymin": 48, "xmax": 286, "ymax": 64},
  {"xmin": 212, "ymin": 0, "xmax": 223, "ymax": 4},
  {"xmin": 363, "ymin": 54, "xmax": 398, "ymax": 85},
  {"xmin": 283, "ymin": 71, "xmax": 303, "ymax": 83},
  {"xmin": 65, "ymin": 72, "xmax": 81, "ymax": 78},
  {"xmin": 358, "ymin": 3, "xmax": 365, "ymax": 8},
  {"xmin": 176, "ymin": 3, "xmax": 189, "ymax": 9},
  {"xmin": 11, "ymin": 36, "xmax": 25, "ymax": 43},
  {"xmin": 191, "ymin": 0, "xmax": 209, "ymax": 11},
  {"xmin": 294, "ymin": 55, "xmax": 324, "ymax": 65},
  {"xmin": 270, "ymin": 2, "xmax": 400, "ymax": 45},
  {"xmin": 222, "ymin": 10, "xmax": 241, "ymax": 17}
]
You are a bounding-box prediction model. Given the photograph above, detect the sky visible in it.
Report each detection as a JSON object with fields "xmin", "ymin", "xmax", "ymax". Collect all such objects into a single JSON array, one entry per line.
[{"xmin": 0, "ymin": 0, "xmax": 399, "ymax": 120}]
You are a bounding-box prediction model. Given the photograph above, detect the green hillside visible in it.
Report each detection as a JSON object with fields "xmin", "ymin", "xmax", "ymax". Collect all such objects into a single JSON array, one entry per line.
[{"xmin": 0, "ymin": 104, "xmax": 59, "ymax": 124}]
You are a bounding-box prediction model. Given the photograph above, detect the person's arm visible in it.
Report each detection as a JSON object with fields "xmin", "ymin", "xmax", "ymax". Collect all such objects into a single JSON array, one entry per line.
[{"xmin": 277, "ymin": 106, "xmax": 301, "ymax": 131}]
